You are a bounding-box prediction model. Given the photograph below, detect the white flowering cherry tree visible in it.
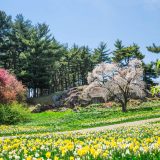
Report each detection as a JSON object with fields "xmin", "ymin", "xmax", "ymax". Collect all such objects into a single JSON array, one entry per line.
[{"xmin": 86, "ymin": 59, "xmax": 146, "ymax": 112}]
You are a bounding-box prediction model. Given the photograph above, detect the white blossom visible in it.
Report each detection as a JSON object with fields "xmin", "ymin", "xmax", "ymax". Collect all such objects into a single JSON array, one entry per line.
[{"xmin": 85, "ymin": 58, "xmax": 146, "ymax": 111}]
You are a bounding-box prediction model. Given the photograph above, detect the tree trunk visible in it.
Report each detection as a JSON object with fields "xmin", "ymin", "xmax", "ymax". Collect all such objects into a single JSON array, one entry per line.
[
  {"xmin": 40, "ymin": 88, "xmax": 43, "ymax": 96},
  {"xmin": 122, "ymin": 102, "xmax": 127, "ymax": 112},
  {"xmin": 33, "ymin": 88, "xmax": 36, "ymax": 98}
]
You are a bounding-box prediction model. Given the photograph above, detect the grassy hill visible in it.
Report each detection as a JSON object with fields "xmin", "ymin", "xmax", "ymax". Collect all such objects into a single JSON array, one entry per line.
[{"xmin": 0, "ymin": 100, "xmax": 160, "ymax": 136}]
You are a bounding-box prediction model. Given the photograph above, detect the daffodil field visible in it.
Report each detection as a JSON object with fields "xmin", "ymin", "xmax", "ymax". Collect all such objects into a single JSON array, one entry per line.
[
  {"xmin": 0, "ymin": 123, "xmax": 160, "ymax": 160},
  {"xmin": 0, "ymin": 101, "xmax": 160, "ymax": 159}
]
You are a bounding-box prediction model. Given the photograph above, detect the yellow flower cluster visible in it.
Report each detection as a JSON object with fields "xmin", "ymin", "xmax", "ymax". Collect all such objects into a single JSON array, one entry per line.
[{"xmin": 0, "ymin": 124, "xmax": 160, "ymax": 159}]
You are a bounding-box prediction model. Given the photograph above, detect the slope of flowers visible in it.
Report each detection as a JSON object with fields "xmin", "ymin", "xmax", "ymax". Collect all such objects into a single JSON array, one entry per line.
[
  {"xmin": 1, "ymin": 113, "xmax": 160, "ymax": 136},
  {"xmin": 0, "ymin": 124, "xmax": 160, "ymax": 160},
  {"xmin": 0, "ymin": 125, "xmax": 53, "ymax": 137}
]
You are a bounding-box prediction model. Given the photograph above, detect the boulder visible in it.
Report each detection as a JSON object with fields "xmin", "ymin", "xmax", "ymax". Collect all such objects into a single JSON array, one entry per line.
[{"xmin": 51, "ymin": 85, "xmax": 106, "ymax": 108}]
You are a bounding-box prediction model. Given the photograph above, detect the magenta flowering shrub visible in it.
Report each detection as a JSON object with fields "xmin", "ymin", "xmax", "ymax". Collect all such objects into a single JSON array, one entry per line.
[{"xmin": 0, "ymin": 68, "xmax": 26, "ymax": 103}]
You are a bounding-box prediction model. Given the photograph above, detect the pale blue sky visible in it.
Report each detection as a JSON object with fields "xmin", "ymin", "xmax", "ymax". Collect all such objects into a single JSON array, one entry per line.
[{"xmin": 0, "ymin": 0, "xmax": 160, "ymax": 62}]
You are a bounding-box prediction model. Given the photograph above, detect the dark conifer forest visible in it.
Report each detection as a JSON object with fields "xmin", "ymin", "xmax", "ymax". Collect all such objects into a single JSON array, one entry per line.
[{"xmin": 0, "ymin": 10, "xmax": 159, "ymax": 97}]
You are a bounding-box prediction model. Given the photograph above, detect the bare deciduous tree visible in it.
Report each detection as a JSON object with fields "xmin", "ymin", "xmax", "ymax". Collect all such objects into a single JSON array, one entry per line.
[{"xmin": 85, "ymin": 59, "xmax": 146, "ymax": 112}]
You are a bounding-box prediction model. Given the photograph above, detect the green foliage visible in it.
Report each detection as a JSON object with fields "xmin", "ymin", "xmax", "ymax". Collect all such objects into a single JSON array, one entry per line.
[
  {"xmin": 112, "ymin": 40, "xmax": 160, "ymax": 85},
  {"xmin": 156, "ymin": 59, "xmax": 160, "ymax": 75},
  {"xmin": 151, "ymin": 86, "xmax": 160, "ymax": 96},
  {"xmin": 0, "ymin": 11, "xmax": 12, "ymax": 67},
  {"xmin": 0, "ymin": 10, "xmax": 159, "ymax": 99},
  {"xmin": 0, "ymin": 103, "xmax": 30, "ymax": 124},
  {"xmin": 92, "ymin": 42, "xmax": 111, "ymax": 63},
  {"xmin": 112, "ymin": 40, "xmax": 145, "ymax": 65},
  {"xmin": 157, "ymin": 59, "xmax": 160, "ymax": 69},
  {"xmin": 143, "ymin": 62, "xmax": 158, "ymax": 85},
  {"xmin": 0, "ymin": 10, "xmax": 101, "ymax": 96},
  {"xmin": 147, "ymin": 44, "xmax": 160, "ymax": 84},
  {"xmin": 149, "ymin": 48, "xmax": 160, "ymax": 96},
  {"xmin": 147, "ymin": 43, "xmax": 160, "ymax": 53}
]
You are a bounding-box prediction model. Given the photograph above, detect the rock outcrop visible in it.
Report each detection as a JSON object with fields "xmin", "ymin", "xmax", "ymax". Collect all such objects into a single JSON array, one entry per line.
[
  {"xmin": 32, "ymin": 85, "xmax": 106, "ymax": 112},
  {"xmin": 52, "ymin": 85, "xmax": 106, "ymax": 108}
]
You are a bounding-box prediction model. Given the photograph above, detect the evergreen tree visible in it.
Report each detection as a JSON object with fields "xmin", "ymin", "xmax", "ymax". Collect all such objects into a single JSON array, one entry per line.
[
  {"xmin": 143, "ymin": 62, "xmax": 157, "ymax": 86},
  {"xmin": 0, "ymin": 11, "xmax": 12, "ymax": 68},
  {"xmin": 147, "ymin": 44, "xmax": 160, "ymax": 80},
  {"xmin": 112, "ymin": 40, "xmax": 145, "ymax": 66},
  {"xmin": 147, "ymin": 44, "xmax": 160, "ymax": 53},
  {"xmin": 26, "ymin": 23, "xmax": 58, "ymax": 97},
  {"xmin": 114, "ymin": 39, "xmax": 124, "ymax": 50},
  {"xmin": 65, "ymin": 44, "xmax": 81, "ymax": 88},
  {"xmin": 9, "ymin": 14, "xmax": 32, "ymax": 75},
  {"xmin": 92, "ymin": 42, "xmax": 110, "ymax": 64},
  {"xmin": 1, "ymin": 10, "xmax": 160, "ymax": 98},
  {"xmin": 78, "ymin": 46, "xmax": 92, "ymax": 85}
]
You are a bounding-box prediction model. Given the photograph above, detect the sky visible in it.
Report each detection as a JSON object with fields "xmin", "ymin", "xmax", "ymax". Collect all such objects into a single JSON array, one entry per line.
[{"xmin": 0, "ymin": 0, "xmax": 160, "ymax": 63}]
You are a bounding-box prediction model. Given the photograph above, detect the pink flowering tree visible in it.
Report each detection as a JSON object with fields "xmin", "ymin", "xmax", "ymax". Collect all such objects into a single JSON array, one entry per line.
[
  {"xmin": 86, "ymin": 59, "xmax": 146, "ymax": 112},
  {"xmin": 0, "ymin": 68, "xmax": 26, "ymax": 103}
]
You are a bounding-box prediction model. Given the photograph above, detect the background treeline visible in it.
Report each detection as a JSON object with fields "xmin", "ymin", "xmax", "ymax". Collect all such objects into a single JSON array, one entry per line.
[{"xmin": 0, "ymin": 10, "xmax": 159, "ymax": 97}]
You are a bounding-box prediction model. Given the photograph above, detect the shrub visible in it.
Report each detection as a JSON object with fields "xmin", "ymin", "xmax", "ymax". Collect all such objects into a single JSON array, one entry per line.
[
  {"xmin": 151, "ymin": 85, "xmax": 160, "ymax": 96},
  {"xmin": 0, "ymin": 68, "xmax": 26, "ymax": 104},
  {"xmin": 0, "ymin": 103, "xmax": 30, "ymax": 124}
]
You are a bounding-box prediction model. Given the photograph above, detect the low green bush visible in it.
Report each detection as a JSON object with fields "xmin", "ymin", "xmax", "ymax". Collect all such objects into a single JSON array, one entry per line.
[{"xmin": 0, "ymin": 103, "xmax": 30, "ymax": 124}]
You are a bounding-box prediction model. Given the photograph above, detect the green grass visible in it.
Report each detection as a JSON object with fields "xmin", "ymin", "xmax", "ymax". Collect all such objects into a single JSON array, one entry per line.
[
  {"xmin": 0, "ymin": 100, "xmax": 160, "ymax": 136},
  {"xmin": 28, "ymin": 101, "xmax": 160, "ymax": 128}
]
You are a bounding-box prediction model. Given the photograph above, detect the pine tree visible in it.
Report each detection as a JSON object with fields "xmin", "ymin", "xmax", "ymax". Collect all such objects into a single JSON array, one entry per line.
[
  {"xmin": 147, "ymin": 44, "xmax": 160, "ymax": 80},
  {"xmin": 113, "ymin": 40, "xmax": 145, "ymax": 66},
  {"xmin": 9, "ymin": 14, "xmax": 33, "ymax": 76},
  {"xmin": 26, "ymin": 23, "xmax": 58, "ymax": 97},
  {"xmin": 0, "ymin": 10, "xmax": 12, "ymax": 68},
  {"xmin": 92, "ymin": 42, "xmax": 110, "ymax": 64},
  {"xmin": 143, "ymin": 62, "xmax": 157, "ymax": 86},
  {"xmin": 147, "ymin": 44, "xmax": 160, "ymax": 53}
]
